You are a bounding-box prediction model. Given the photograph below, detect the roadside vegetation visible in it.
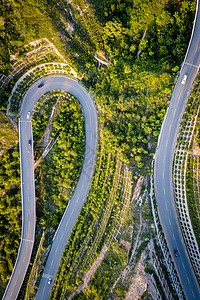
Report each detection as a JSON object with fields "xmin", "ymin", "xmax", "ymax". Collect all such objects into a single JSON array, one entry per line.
[
  {"xmin": 0, "ymin": 144, "xmax": 21, "ymax": 297},
  {"xmin": 187, "ymin": 155, "xmax": 200, "ymax": 248},
  {"xmin": 0, "ymin": 43, "xmax": 66, "ymax": 111},
  {"xmin": 0, "ymin": 0, "xmax": 63, "ymax": 76},
  {"xmin": 49, "ymin": 144, "xmax": 132, "ymax": 299},
  {"xmin": 0, "ymin": 113, "xmax": 19, "ymax": 298},
  {"xmin": 9, "ymin": 63, "xmax": 72, "ymax": 114},
  {"xmin": 0, "ymin": 112, "xmax": 18, "ymax": 155},
  {"xmin": 48, "ymin": 154, "xmax": 158, "ymax": 299},
  {"xmin": 32, "ymin": 90, "xmax": 85, "ymax": 229},
  {"xmin": 184, "ymin": 77, "xmax": 200, "ymax": 248}
]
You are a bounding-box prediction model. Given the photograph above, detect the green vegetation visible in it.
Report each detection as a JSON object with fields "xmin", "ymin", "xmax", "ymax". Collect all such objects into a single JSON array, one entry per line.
[
  {"xmin": 95, "ymin": 60, "xmax": 170, "ymax": 166},
  {"xmin": 100, "ymin": 0, "xmax": 195, "ymax": 62},
  {"xmin": 184, "ymin": 77, "xmax": 200, "ymax": 248},
  {"xmin": 9, "ymin": 63, "xmax": 71, "ymax": 114},
  {"xmin": 32, "ymin": 91, "xmax": 85, "ymax": 228},
  {"xmin": 92, "ymin": 0, "xmax": 196, "ymax": 165},
  {"xmin": 186, "ymin": 155, "xmax": 200, "ymax": 248},
  {"xmin": 0, "ymin": 112, "xmax": 18, "ymax": 154},
  {"xmin": 47, "ymin": 143, "xmax": 136, "ymax": 299},
  {"xmin": 0, "ymin": 145, "xmax": 21, "ymax": 289},
  {"xmin": 0, "ymin": 96, "xmax": 20, "ymax": 298},
  {"xmin": 88, "ymin": 244, "xmax": 126, "ymax": 298},
  {"xmin": 0, "ymin": 0, "xmax": 63, "ymax": 75},
  {"xmin": 1, "ymin": 52, "xmax": 65, "ymax": 111},
  {"xmin": 48, "ymin": 141, "xmax": 154, "ymax": 299},
  {"xmin": 49, "ymin": 149, "xmax": 124, "ymax": 299},
  {"xmin": 0, "ymin": 0, "xmax": 100, "ymax": 78}
]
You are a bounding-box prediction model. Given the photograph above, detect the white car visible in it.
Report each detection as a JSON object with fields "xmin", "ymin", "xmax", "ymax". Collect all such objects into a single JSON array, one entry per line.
[
  {"xmin": 181, "ymin": 74, "xmax": 187, "ymax": 85},
  {"xmin": 27, "ymin": 111, "xmax": 31, "ymax": 119}
]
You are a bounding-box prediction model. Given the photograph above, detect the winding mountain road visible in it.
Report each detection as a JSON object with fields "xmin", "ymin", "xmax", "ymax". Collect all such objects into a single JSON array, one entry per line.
[
  {"xmin": 3, "ymin": 75, "xmax": 98, "ymax": 300},
  {"xmin": 154, "ymin": 1, "xmax": 200, "ymax": 299}
]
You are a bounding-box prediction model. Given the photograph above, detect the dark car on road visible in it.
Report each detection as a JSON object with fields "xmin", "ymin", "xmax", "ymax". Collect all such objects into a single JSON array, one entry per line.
[
  {"xmin": 174, "ymin": 249, "xmax": 180, "ymax": 258},
  {"xmin": 38, "ymin": 82, "xmax": 44, "ymax": 88},
  {"xmin": 28, "ymin": 139, "xmax": 32, "ymax": 146}
]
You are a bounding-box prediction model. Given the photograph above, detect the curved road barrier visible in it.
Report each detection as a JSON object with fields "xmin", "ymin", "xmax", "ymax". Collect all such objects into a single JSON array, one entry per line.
[
  {"xmin": 3, "ymin": 75, "xmax": 98, "ymax": 300},
  {"xmin": 154, "ymin": 0, "xmax": 200, "ymax": 299}
]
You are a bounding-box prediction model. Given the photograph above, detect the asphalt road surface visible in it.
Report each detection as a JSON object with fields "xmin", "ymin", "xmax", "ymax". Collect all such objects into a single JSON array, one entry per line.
[
  {"xmin": 154, "ymin": 1, "xmax": 200, "ymax": 299},
  {"xmin": 3, "ymin": 117, "xmax": 36, "ymax": 300},
  {"xmin": 35, "ymin": 76, "xmax": 98, "ymax": 300},
  {"xmin": 3, "ymin": 75, "xmax": 98, "ymax": 300}
]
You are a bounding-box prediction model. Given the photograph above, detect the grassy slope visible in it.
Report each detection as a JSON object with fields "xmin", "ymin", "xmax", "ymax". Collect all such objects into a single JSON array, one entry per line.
[
  {"xmin": 0, "ymin": 0, "xmax": 102, "ymax": 76},
  {"xmin": 0, "ymin": 112, "xmax": 18, "ymax": 154}
]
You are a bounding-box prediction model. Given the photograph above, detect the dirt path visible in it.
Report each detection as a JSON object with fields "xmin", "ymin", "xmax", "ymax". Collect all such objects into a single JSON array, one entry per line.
[{"xmin": 68, "ymin": 245, "xmax": 108, "ymax": 299}]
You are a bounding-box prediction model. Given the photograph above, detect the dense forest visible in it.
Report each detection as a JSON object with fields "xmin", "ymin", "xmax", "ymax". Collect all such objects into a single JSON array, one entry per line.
[
  {"xmin": 0, "ymin": 0, "xmax": 195, "ymax": 74},
  {"xmin": 0, "ymin": 0, "xmax": 196, "ymax": 166},
  {"xmin": 92, "ymin": 0, "xmax": 196, "ymax": 166}
]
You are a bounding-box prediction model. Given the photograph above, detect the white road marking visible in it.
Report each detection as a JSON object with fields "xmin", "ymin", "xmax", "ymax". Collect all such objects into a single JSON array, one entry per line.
[
  {"xmin": 185, "ymin": 61, "xmax": 199, "ymax": 68},
  {"xmin": 169, "ymin": 218, "xmax": 171, "ymax": 226},
  {"xmin": 42, "ymin": 273, "xmax": 51, "ymax": 278},
  {"xmin": 165, "ymin": 138, "xmax": 169, "ymax": 147},
  {"xmin": 182, "ymin": 262, "xmax": 185, "ymax": 270},
  {"xmin": 173, "ymin": 234, "xmax": 175, "ymax": 240},
  {"xmin": 165, "ymin": 203, "xmax": 168, "ymax": 210},
  {"xmin": 50, "ymin": 259, "xmax": 54, "ymax": 267},
  {"xmin": 22, "ymin": 238, "xmax": 34, "ymax": 243},
  {"xmin": 42, "ymin": 286, "xmax": 45, "ymax": 294}
]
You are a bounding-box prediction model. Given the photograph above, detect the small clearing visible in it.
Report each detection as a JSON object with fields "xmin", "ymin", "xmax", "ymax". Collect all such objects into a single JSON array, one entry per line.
[{"xmin": 124, "ymin": 251, "xmax": 157, "ymax": 300}]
